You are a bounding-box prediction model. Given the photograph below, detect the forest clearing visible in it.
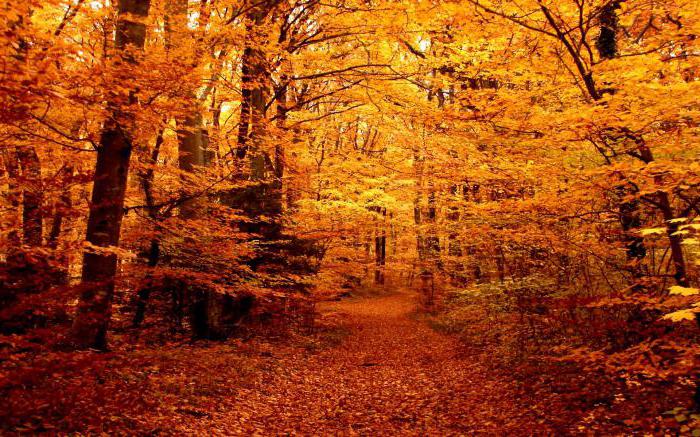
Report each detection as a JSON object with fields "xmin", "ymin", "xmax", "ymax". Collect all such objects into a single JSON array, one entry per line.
[{"xmin": 1, "ymin": 0, "xmax": 699, "ymax": 434}]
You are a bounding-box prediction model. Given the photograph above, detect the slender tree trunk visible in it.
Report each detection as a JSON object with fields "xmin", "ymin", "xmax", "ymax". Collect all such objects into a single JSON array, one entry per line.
[
  {"xmin": 618, "ymin": 187, "xmax": 646, "ymax": 279},
  {"xmin": 447, "ymin": 184, "xmax": 464, "ymax": 284},
  {"xmin": 657, "ymin": 192, "xmax": 688, "ymax": 287},
  {"xmin": 373, "ymin": 207, "xmax": 386, "ymax": 285},
  {"xmin": 413, "ymin": 132, "xmax": 436, "ymax": 300},
  {"xmin": 274, "ymin": 79, "xmax": 288, "ymax": 184},
  {"xmin": 133, "ymin": 128, "xmax": 164, "ymax": 327},
  {"xmin": 594, "ymin": 2, "xmax": 646, "ymax": 279},
  {"xmin": 380, "ymin": 208, "xmax": 387, "ymax": 283},
  {"xmin": 425, "ymin": 183, "xmax": 441, "ymax": 268},
  {"xmin": 236, "ymin": 46, "xmax": 253, "ymax": 162},
  {"xmin": 210, "ymin": 94, "xmax": 223, "ymax": 169},
  {"xmin": 47, "ymin": 166, "xmax": 73, "ymax": 286},
  {"xmin": 413, "ymin": 143, "xmax": 425, "ymax": 262},
  {"xmin": 16, "ymin": 146, "xmax": 43, "ymax": 247},
  {"xmin": 71, "ymin": 0, "xmax": 151, "ymax": 350},
  {"xmin": 131, "ymin": 239, "xmax": 160, "ymax": 327},
  {"xmin": 168, "ymin": 0, "xmax": 209, "ymax": 217},
  {"xmin": 633, "ymin": 143, "xmax": 688, "ymax": 287},
  {"xmin": 3, "ymin": 13, "xmax": 42, "ymax": 250},
  {"xmin": 48, "ymin": 166, "xmax": 72, "ymax": 250},
  {"xmin": 177, "ymin": 111, "xmax": 208, "ymax": 218},
  {"xmin": 2, "ymin": 149, "xmax": 22, "ymax": 249}
]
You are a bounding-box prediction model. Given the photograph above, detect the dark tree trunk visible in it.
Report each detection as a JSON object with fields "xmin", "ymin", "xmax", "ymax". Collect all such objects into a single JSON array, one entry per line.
[
  {"xmin": 374, "ymin": 207, "xmax": 386, "ymax": 285},
  {"xmin": 596, "ymin": 1, "xmax": 621, "ymax": 60},
  {"xmin": 170, "ymin": 0, "xmax": 209, "ymax": 218},
  {"xmin": 16, "ymin": 146, "xmax": 43, "ymax": 247},
  {"xmin": 71, "ymin": 0, "xmax": 151, "ymax": 350},
  {"xmin": 48, "ymin": 166, "xmax": 72, "ymax": 250},
  {"xmin": 657, "ymin": 192, "xmax": 688, "ymax": 287},
  {"xmin": 235, "ymin": 6, "xmax": 270, "ymax": 163},
  {"xmin": 177, "ymin": 111, "xmax": 208, "ymax": 218},
  {"xmin": 132, "ymin": 238, "xmax": 160, "ymax": 328},
  {"xmin": 617, "ymin": 187, "xmax": 646, "ymax": 279},
  {"xmin": 236, "ymin": 45, "xmax": 254, "ymax": 161},
  {"xmin": 274, "ymin": 79, "xmax": 288, "ymax": 184},
  {"xmin": 594, "ymin": 2, "xmax": 648, "ymax": 281},
  {"xmin": 2, "ymin": 149, "xmax": 22, "ymax": 249},
  {"xmin": 133, "ymin": 128, "xmax": 164, "ymax": 328},
  {"xmin": 2, "ymin": 14, "xmax": 41, "ymax": 249},
  {"xmin": 229, "ymin": 3, "xmax": 282, "ymax": 231}
]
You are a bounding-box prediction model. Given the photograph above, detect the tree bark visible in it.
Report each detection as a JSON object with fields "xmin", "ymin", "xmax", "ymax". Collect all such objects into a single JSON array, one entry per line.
[
  {"xmin": 48, "ymin": 166, "xmax": 72, "ymax": 250},
  {"xmin": 16, "ymin": 146, "xmax": 43, "ymax": 247},
  {"xmin": 169, "ymin": 0, "xmax": 210, "ymax": 217},
  {"xmin": 374, "ymin": 207, "xmax": 386, "ymax": 285},
  {"xmin": 596, "ymin": 1, "xmax": 621, "ymax": 60},
  {"xmin": 1, "ymin": 149, "xmax": 22, "ymax": 249},
  {"xmin": 657, "ymin": 192, "xmax": 688, "ymax": 287},
  {"xmin": 229, "ymin": 3, "xmax": 282, "ymax": 238},
  {"xmin": 71, "ymin": 0, "xmax": 151, "ymax": 350},
  {"xmin": 177, "ymin": 111, "xmax": 208, "ymax": 218},
  {"xmin": 593, "ymin": 3, "xmax": 648, "ymax": 281},
  {"xmin": 133, "ymin": 128, "xmax": 164, "ymax": 328}
]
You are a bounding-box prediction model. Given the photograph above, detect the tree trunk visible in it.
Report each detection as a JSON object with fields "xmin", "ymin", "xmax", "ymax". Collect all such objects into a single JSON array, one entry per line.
[
  {"xmin": 169, "ymin": 0, "xmax": 209, "ymax": 218},
  {"xmin": 618, "ymin": 187, "xmax": 646, "ymax": 279},
  {"xmin": 596, "ymin": 1, "xmax": 621, "ymax": 60},
  {"xmin": 373, "ymin": 207, "xmax": 386, "ymax": 285},
  {"xmin": 132, "ymin": 128, "xmax": 164, "ymax": 327},
  {"xmin": 657, "ymin": 192, "xmax": 688, "ymax": 287},
  {"xmin": 177, "ymin": 111, "xmax": 208, "ymax": 218},
  {"xmin": 16, "ymin": 146, "xmax": 43, "ymax": 247},
  {"xmin": 1, "ymin": 149, "xmax": 22, "ymax": 249},
  {"xmin": 48, "ymin": 166, "xmax": 72, "ymax": 250},
  {"xmin": 230, "ymin": 4, "xmax": 282, "ymax": 234},
  {"xmin": 594, "ymin": 4, "xmax": 648, "ymax": 281},
  {"xmin": 235, "ymin": 6, "xmax": 270, "ymax": 164},
  {"xmin": 71, "ymin": 0, "xmax": 151, "ymax": 350},
  {"xmin": 274, "ymin": 77, "xmax": 288, "ymax": 189}
]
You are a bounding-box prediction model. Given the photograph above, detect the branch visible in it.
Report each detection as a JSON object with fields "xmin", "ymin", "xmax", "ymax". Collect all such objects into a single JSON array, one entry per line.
[
  {"xmin": 465, "ymin": 0, "xmax": 557, "ymax": 37},
  {"xmin": 292, "ymin": 64, "xmax": 391, "ymax": 81}
]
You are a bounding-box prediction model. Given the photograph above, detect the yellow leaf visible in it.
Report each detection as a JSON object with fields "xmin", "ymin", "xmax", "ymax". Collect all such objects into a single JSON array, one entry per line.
[
  {"xmin": 668, "ymin": 286, "xmax": 700, "ymax": 296},
  {"xmin": 663, "ymin": 309, "xmax": 698, "ymax": 322}
]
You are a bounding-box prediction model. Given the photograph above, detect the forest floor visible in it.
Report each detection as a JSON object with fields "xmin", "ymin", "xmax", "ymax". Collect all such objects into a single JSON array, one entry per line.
[
  {"xmin": 158, "ymin": 288, "xmax": 539, "ymax": 435},
  {"xmin": 4, "ymin": 286, "xmax": 687, "ymax": 435},
  {"xmin": 3, "ymin": 288, "xmax": 578, "ymax": 435}
]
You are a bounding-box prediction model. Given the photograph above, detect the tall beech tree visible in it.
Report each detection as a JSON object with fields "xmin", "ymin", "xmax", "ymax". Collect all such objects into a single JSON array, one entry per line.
[{"xmin": 71, "ymin": 0, "xmax": 152, "ymax": 350}]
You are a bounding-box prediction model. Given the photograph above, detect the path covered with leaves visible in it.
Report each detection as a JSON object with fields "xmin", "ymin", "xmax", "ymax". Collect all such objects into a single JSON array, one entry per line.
[
  {"xmin": 173, "ymin": 289, "xmax": 537, "ymax": 435},
  {"xmin": 3, "ymin": 289, "xmax": 558, "ymax": 434}
]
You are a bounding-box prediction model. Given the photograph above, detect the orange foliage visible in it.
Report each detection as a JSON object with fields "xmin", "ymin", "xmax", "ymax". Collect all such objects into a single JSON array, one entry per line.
[{"xmin": 0, "ymin": 0, "xmax": 699, "ymax": 434}]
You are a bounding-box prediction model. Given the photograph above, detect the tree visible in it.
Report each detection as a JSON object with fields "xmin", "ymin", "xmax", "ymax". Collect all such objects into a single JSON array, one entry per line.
[{"xmin": 71, "ymin": 0, "xmax": 152, "ymax": 350}]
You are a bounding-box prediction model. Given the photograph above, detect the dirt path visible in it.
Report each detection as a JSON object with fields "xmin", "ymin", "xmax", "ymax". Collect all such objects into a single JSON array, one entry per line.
[{"xmin": 181, "ymin": 289, "xmax": 529, "ymax": 435}]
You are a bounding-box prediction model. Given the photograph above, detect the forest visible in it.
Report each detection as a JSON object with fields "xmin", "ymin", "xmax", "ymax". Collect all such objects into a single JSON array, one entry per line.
[{"xmin": 0, "ymin": 0, "xmax": 699, "ymax": 434}]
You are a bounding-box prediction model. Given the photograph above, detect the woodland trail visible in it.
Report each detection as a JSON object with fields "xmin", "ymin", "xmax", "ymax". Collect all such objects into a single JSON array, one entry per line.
[{"xmin": 183, "ymin": 289, "xmax": 532, "ymax": 435}]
